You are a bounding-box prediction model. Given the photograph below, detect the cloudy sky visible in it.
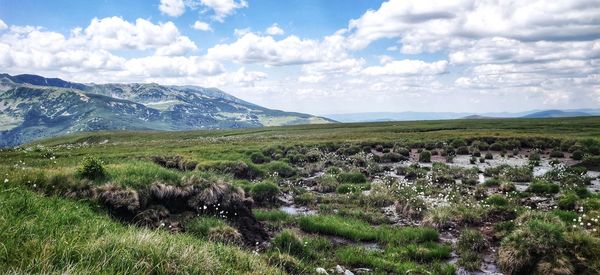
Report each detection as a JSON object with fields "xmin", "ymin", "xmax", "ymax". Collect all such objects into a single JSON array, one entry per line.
[{"xmin": 0, "ymin": 0, "xmax": 599, "ymax": 115}]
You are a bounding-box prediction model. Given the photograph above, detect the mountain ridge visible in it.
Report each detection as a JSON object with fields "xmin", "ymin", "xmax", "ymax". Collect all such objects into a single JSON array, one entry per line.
[{"xmin": 0, "ymin": 73, "xmax": 334, "ymax": 147}]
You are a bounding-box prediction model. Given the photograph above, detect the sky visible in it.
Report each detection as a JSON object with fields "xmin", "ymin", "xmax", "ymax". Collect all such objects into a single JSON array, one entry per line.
[{"xmin": 0, "ymin": 0, "xmax": 599, "ymax": 115}]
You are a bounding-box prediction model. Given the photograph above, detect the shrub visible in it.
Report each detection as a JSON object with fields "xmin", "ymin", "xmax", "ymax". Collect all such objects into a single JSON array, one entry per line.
[
  {"xmin": 451, "ymin": 139, "xmax": 467, "ymax": 148},
  {"xmin": 396, "ymin": 147, "xmax": 410, "ymax": 157},
  {"xmin": 419, "ymin": 150, "xmax": 432, "ymax": 163},
  {"xmin": 335, "ymin": 172, "xmax": 367, "ymax": 184},
  {"xmin": 251, "ymin": 182, "xmax": 280, "ymax": 205},
  {"xmin": 249, "ymin": 152, "xmax": 270, "ymax": 164},
  {"xmin": 78, "ymin": 157, "xmax": 106, "ymax": 180}
]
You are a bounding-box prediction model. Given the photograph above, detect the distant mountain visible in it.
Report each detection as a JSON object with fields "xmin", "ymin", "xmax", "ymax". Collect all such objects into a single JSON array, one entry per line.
[
  {"xmin": 0, "ymin": 73, "xmax": 334, "ymax": 147},
  {"xmin": 325, "ymin": 109, "xmax": 600, "ymax": 123},
  {"xmin": 522, "ymin": 110, "xmax": 592, "ymax": 118}
]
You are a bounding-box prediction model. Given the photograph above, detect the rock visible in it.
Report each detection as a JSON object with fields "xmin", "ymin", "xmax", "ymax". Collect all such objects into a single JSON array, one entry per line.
[
  {"xmin": 344, "ymin": 270, "xmax": 354, "ymax": 275},
  {"xmin": 316, "ymin": 267, "xmax": 328, "ymax": 274},
  {"xmin": 336, "ymin": 265, "xmax": 344, "ymax": 273},
  {"xmin": 353, "ymin": 268, "xmax": 372, "ymax": 273}
]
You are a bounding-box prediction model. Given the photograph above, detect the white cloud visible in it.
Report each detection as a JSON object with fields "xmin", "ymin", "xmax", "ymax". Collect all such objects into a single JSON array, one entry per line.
[
  {"xmin": 231, "ymin": 67, "xmax": 267, "ymax": 86},
  {"xmin": 0, "ymin": 19, "xmax": 7, "ymax": 30},
  {"xmin": 0, "ymin": 17, "xmax": 220, "ymax": 83},
  {"xmin": 362, "ymin": 59, "xmax": 448, "ymax": 76},
  {"xmin": 347, "ymin": 0, "xmax": 600, "ymax": 53},
  {"xmin": 192, "ymin": 20, "xmax": 212, "ymax": 31},
  {"xmin": 84, "ymin": 17, "xmax": 193, "ymax": 51},
  {"xmin": 206, "ymin": 32, "xmax": 338, "ymax": 66},
  {"xmin": 265, "ymin": 23, "xmax": 284, "ymax": 36},
  {"xmin": 196, "ymin": 0, "xmax": 248, "ymax": 22},
  {"xmin": 159, "ymin": 0, "xmax": 186, "ymax": 17},
  {"xmin": 233, "ymin": 27, "xmax": 251, "ymax": 37}
]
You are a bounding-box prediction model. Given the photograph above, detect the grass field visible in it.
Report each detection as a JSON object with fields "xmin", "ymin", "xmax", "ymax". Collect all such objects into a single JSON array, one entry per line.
[{"xmin": 1, "ymin": 117, "xmax": 600, "ymax": 274}]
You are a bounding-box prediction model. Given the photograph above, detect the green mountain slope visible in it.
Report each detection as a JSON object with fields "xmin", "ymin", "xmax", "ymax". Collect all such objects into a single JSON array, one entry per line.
[{"xmin": 0, "ymin": 73, "xmax": 334, "ymax": 147}]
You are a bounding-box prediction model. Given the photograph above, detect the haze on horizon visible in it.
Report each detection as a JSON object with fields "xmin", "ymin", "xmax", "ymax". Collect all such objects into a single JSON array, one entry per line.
[{"xmin": 0, "ymin": 0, "xmax": 599, "ymax": 116}]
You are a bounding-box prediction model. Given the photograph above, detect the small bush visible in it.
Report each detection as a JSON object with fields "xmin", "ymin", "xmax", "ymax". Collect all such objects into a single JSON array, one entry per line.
[
  {"xmin": 251, "ymin": 182, "xmax": 280, "ymax": 205},
  {"xmin": 419, "ymin": 150, "xmax": 432, "ymax": 163},
  {"xmin": 78, "ymin": 157, "xmax": 106, "ymax": 180}
]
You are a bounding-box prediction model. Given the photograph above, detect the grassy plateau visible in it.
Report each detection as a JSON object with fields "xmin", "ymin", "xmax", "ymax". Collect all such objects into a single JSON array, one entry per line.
[{"xmin": 1, "ymin": 116, "xmax": 600, "ymax": 274}]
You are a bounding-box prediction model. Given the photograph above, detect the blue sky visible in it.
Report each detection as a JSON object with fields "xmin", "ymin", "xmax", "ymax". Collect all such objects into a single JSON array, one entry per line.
[{"xmin": 0, "ymin": 0, "xmax": 599, "ymax": 115}]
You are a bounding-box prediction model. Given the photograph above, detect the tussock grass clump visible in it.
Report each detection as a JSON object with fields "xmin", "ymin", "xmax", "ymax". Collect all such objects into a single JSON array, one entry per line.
[
  {"xmin": 498, "ymin": 216, "xmax": 567, "ymax": 274},
  {"xmin": 527, "ymin": 180, "xmax": 560, "ymax": 195},
  {"xmin": 201, "ymin": 161, "xmax": 263, "ymax": 180},
  {"xmin": 250, "ymin": 182, "xmax": 280, "ymax": 206},
  {"xmin": 456, "ymin": 229, "xmax": 486, "ymax": 271},
  {"xmin": 249, "ymin": 152, "xmax": 270, "ymax": 164},
  {"xmin": 315, "ymin": 174, "xmax": 338, "ymax": 193},
  {"xmin": 185, "ymin": 216, "xmax": 229, "ymax": 238},
  {"xmin": 271, "ymin": 229, "xmax": 308, "ymax": 258},
  {"xmin": 151, "ymin": 155, "xmax": 197, "ymax": 171},
  {"xmin": 264, "ymin": 161, "xmax": 297, "ymax": 178},
  {"xmin": 254, "ymin": 209, "xmax": 292, "ymax": 223},
  {"xmin": 335, "ymin": 171, "xmax": 367, "ymax": 184},
  {"xmin": 336, "ymin": 183, "xmax": 370, "ymax": 194},
  {"xmin": 109, "ymin": 161, "xmax": 182, "ymax": 188},
  {"xmin": 419, "ymin": 150, "xmax": 432, "ymax": 163}
]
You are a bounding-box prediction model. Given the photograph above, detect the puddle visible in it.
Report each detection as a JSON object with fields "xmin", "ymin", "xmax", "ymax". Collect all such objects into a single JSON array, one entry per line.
[
  {"xmin": 279, "ymin": 206, "xmax": 316, "ymax": 216},
  {"xmin": 587, "ymin": 171, "xmax": 600, "ymax": 193}
]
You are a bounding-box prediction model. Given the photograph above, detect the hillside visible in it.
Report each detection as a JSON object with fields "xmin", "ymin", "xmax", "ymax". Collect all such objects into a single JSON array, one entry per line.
[{"xmin": 0, "ymin": 73, "xmax": 333, "ymax": 147}]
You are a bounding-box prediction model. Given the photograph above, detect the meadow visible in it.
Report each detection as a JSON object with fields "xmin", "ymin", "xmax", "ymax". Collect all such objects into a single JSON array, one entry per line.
[{"xmin": 1, "ymin": 116, "xmax": 600, "ymax": 274}]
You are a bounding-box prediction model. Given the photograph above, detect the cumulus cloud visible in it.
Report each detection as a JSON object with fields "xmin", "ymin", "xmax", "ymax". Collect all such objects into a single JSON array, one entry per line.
[
  {"xmin": 0, "ymin": 19, "xmax": 7, "ymax": 30},
  {"xmin": 206, "ymin": 32, "xmax": 347, "ymax": 66},
  {"xmin": 0, "ymin": 17, "xmax": 220, "ymax": 83},
  {"xmin": 159, "ymin": 0, "xmax": 186, "ymax": 17},
  {"xmin": 192, "ymin": 20, "xmax": 212, "ymax": 31},
  {"xmin": 347, "ymin": 0, "xmax": 600, "ymax": 53},
  {"xmin": 265, "ymin": 23, "xmax": 284, "ymax": 36}
]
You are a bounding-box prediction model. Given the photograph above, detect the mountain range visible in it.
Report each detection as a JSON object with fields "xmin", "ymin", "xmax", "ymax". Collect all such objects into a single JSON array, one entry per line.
[
  {"xmin": 0, "ymin": 73, "xmax": 333, "ymax": 147},
  {"xmin": 324, "ymin": 109, "xmax": 600, "ymax": 123}
]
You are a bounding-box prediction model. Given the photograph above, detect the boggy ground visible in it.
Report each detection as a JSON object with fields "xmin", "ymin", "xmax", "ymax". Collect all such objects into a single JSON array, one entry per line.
[{"xmin": 1, "ymin": 117, "xmax": 600, "ymax": 274}]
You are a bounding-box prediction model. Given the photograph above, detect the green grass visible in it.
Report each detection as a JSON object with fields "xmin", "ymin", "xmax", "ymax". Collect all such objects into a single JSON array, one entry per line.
[{"xmin": 0, "ymin": 182, "xmax": 279, "ymax": 274}]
